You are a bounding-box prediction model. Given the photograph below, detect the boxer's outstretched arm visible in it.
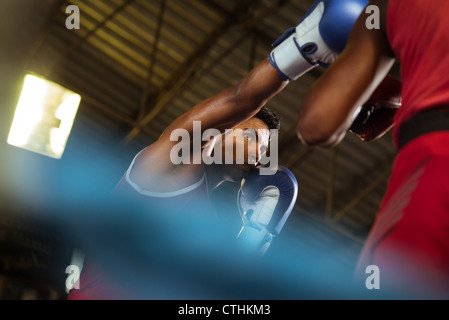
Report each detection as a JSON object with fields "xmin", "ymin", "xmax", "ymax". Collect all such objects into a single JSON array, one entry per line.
[
  {"xmin": 162, "ymin": 58, "xmax": 287, "ymax": 137},
  {"xmin": 297, "ymin": 0, "xmax": 396, "ymax": 148},
  {"xmin": 129, "ymin": 59, "xmax": 287, "ymax": 190}
]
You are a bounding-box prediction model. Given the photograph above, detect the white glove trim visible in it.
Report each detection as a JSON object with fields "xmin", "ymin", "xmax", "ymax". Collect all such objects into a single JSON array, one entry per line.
[
  {"xmin": 269, "ymin": 1, "xmax": 338, "ymax": 81},
  {"xmin": 244, "ymin": 186, "xmax": 280, "ymax": 229}
]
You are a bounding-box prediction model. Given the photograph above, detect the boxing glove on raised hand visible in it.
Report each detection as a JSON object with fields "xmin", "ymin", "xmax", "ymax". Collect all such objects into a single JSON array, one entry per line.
[
  {"xmin": 236, "ymin": 166, "xmax": 298, "ymax": 256},
  {"xmin": 349, "ymin": 75, "xmax": 402, "ymax": 142},
  {"xmin": 269, "ymin": 0, "xmax": 368, "ymax": 81}
]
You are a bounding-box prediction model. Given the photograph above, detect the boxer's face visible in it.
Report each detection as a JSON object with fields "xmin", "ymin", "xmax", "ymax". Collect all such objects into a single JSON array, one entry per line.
[{"xmin": 219, "ymin": 117, "xmax": 270, "ymax": 182}]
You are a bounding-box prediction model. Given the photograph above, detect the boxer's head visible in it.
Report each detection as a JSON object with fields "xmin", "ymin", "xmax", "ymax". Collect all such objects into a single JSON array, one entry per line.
[{"xmin": 213, "ymin": 107, "xmax": 280, "ymax": 182}]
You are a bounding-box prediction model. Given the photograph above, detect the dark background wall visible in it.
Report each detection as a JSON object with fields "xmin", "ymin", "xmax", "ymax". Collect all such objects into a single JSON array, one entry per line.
[{"xmin": 0, "ymin": 0, "xmax": 75, "ymax": 300}]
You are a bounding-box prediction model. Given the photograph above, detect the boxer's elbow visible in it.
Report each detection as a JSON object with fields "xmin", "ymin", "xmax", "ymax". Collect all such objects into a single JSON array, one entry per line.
[
  {"xmin": 297, "ymin": 91, "xmax": 345, "ymax": 148},
  {"xmin": 296, "ymin": 107, "xmax": 339, "ymax": 147},
  {"xmin": 296, "ymin": 119, "xmax": 338, "ymax": 147}
]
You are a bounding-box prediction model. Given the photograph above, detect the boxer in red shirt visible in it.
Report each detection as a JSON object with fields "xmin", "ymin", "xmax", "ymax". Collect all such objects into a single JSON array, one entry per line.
[{"xmin": 296, "ymin": 0, "xmax": 449, "ymax": 299}]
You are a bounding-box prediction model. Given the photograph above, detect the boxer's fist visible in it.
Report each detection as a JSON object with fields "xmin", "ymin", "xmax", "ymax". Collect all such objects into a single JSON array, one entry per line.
[
  {"xmin": 269, "ymin": 0, "xmax": 368, "ymax": 81},
  {"xmin": 349, "ymin": 75, "xmax": 402, "ymax": 141},
  {"xmin": 236, "ymin": 166, "xmax": 298, "ymax": 256}
]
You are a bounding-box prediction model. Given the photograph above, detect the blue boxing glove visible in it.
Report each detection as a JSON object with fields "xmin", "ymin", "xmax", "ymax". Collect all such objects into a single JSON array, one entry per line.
[
  {"xmin": 236, "ymin": 166, "xmax": 298, "ymax": 256},
  {"xmin": 269, "ymin": 0, "xmax": 368, "ymax": 81}
]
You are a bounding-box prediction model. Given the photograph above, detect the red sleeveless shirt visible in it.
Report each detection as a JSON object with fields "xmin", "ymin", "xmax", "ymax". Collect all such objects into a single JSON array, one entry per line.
[{"xmin": 387, "ymin": 0, "xmax": 449, "ymax": 145}]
